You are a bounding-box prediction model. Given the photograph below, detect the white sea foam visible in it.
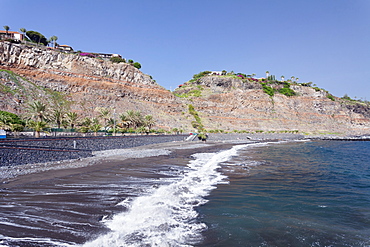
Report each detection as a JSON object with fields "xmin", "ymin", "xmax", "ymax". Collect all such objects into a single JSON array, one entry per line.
[
  {"xmin": 82, "ymin": 144, "xmax": 250, "ymax": 247},
  {"xmin": 0, "ymin": 235, "xmax": 74, "ymax": 247}
]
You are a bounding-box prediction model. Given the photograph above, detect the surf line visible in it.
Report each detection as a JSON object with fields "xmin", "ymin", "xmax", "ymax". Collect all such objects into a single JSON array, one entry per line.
[{"xmin": 83, "ymin": 144, "xmax": 252, "ymax": 247}]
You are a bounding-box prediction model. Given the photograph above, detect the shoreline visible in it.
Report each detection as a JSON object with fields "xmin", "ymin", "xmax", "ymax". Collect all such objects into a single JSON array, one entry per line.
[
  {"xmin": 1, "ymin": 133, "xmax": 369, "ymax": 188},
  {"xmin": 0, "ymin": 141, "xmax": 242, "ymax": 189}
]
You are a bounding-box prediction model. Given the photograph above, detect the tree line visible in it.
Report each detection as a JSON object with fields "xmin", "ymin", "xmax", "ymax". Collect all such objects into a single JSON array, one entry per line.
[{"xmin": 0, "ymin": 95, "xmax": 157, "ymax": 137}]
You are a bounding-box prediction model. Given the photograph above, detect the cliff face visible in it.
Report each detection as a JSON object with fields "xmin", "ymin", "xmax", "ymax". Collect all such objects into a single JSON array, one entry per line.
[
  {"xmin": 0, "ymin": 42, "xmax": 155, "ymax": 86},
  {"xmin": 175, "ymin": 76, "xmax": 370, "ymax": 134},
  {"xmin": 0, "ymin": 41, "xmax": 369, "ymax": 135},
  {"xmin": 0, "ymin": 42, "xmax": 188, "ymax": 128}
]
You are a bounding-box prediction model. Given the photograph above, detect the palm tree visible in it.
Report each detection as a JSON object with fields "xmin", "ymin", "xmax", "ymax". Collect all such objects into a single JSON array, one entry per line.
[
  {"xmin": 0, "ymin": 113, "xmax": 24, "ymax": 133},
  {"xmin": 78, "ymin": 117, "xmax": 91, "ymax": 133},
  {"xmin": 97, "ymin": 107, "xmax": 111, "ymax": 130},
  {"xmin": 124, "ymin": 110, "xmax": 136, "ymax": 129},
  {"xmin": 281, "ymin": 76, "xmax": 285, "ymax": 81},
  {"xmin": 3, "ymin": 25, "xmax": 10, "ymax": 38},
  {"xmin": 107, "ymin": 118, "xmax": 116, "ymax": 129},
  {"xmin": 265, "ymin": 71, "xmax": 270, "ymax": 79},
  {"xmin": 50, "ymin": 109, "xmax": 64, "ymax": 129},
  {"xmin": 19, "ymin": 28, "xmax": 26, "ymax": 41},
  {"xmin": 125, "ymin": 110, "xmax": 143, "ymax": 129},
  {"xmin": 65, "ymin": 112, "xmax": 78, "ymax": 129},
  {"xmin": 50, "ymin": 35, "xmax": 58, "ymax": 48},
  {"xmin": 80, "ymin": 117, "xmax": 92, "ymax": 127},
  {"xmin": 144, "ymin": 115, "xmax": 155, "ymax": 132},
  {"xmin": 27, "ymin": 120, "xmax": 48, "ymax": 138},
  {"xmin": 90, "ymin": 122, "xmax": 102, "ymax": 136},
  {"xmin": 28, "ymin": 101, "xmax": 48, "ymax": 122},
  {"xmin": 291, "ymin": 76, "xmax": 295, "ymax": 82},
  {"xmin": 119, "ymin": 114, "xmax": 131, "ymax": 130},
  {"xmin": 0, "ymin": 114, "xmax": 12, "ymax": 130}
]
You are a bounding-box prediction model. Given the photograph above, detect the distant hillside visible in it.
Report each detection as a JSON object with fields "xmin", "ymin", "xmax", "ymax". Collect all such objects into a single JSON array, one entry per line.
[{"xmin": 0, "ymin": 41, "xmax": 369, "ymax": 135}]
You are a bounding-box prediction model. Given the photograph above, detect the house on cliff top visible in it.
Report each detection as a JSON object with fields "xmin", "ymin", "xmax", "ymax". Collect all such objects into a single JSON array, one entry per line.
[
  {"xmin": 0, "ymin": 31, "xmax": 24, "ymax": 41},
  {"xmin": 56, "ymin": 44, "xmax": 74, "ymax": 52}
]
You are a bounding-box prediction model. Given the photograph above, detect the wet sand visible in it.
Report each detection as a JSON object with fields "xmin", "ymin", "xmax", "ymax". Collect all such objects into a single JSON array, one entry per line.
[
  {"xmin": 0, "ymin": 141, "xmax": 240, "ymax": 189},
  {"xmin": 1, "ymin": 140, "xmax": 245, "ymax": 246}
]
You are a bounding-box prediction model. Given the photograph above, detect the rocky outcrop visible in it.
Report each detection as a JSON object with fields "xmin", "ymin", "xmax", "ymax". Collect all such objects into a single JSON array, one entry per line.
[
  {"xmin": 194, "ymin": 76, "xmax": 261, "ymax": 92},
  {"xmin": 0, "ymin": 41, "xmax": 369, "ymax": 135},
  {"xmin": 175, "ymin": 76, "xmax": 370, "ymax": 134},
  {"xmin": 0, "ymin": 41, "xmax": 188, "ymax": 129},
  {"xmin": 0, "ymin": 42, "xmax": 156, "ymax": 87}
]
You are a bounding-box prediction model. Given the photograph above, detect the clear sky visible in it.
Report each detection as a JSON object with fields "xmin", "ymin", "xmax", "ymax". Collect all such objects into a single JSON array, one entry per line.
[{"xmin": 2, "ymin": 0, "xmax": 370, "ymax": 100}]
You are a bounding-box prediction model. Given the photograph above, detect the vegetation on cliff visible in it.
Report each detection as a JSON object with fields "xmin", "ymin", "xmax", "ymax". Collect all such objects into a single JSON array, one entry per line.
[
  {"xmin": 188, "ymin": 104, "xmax": 207, "ymax": 140},
  {"xmin": 174, "ymin": 70, "xmax": 341, "ymax": 100},
  {"xmin": 0, "ymin": 69, "xmax": 161, "ymax": 137},
  {"xmin": 1, "ymin": 34, "xmax": 369, "ymax": 135}
]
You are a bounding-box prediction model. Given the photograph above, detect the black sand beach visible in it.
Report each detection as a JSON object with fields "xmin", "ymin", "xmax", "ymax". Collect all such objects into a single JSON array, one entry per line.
[
  {"xmin": 0, "ymin": 140, "xmax": 241, "ymax": 245},
  {"xmin": 2, "ymin": 133, "xmax": 367, "ymax": 246},
  {"xmin": 1, "ymin": 141, "xmax": 238, "ymax": 188}
]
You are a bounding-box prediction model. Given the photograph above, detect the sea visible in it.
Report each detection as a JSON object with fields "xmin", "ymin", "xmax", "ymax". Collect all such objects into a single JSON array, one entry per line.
[{"xmin": 0, "ymin": 140, "xmax": 369, "ymax": 247}]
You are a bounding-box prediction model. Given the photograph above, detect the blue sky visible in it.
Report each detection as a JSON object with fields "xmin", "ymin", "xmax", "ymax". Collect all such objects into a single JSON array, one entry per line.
[{"xmin": 2, "ymin": 0, "xmax": 370, "ymax": 100}]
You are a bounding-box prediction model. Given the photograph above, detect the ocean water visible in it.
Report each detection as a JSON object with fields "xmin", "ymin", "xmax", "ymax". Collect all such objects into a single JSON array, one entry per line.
[
  {"xmin": 197, "ymin": 140, "xmax": 370, "ymax": 247},
  {"xmin": 0, "ymin": 140, "xmax": 369, "ymax": 246}
]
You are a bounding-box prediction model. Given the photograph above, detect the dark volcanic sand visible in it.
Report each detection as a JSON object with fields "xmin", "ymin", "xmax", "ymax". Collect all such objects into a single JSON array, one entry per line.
[{"xmin": 0, "ymin": 141, "xmax": 239, "ymax": 245}]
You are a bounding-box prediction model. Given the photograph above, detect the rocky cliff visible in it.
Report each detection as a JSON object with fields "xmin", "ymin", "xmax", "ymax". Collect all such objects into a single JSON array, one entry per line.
[
  {"xmin": 0, "ymin": 41, "xmax": 187, "ymax": 129},
  {"xmin": 174, "ymin": 75, "xmax": 370, "ymax": 134},
  {"xmin": 0, "ymin": 41, "xmax": 369, "ymax": 135}
]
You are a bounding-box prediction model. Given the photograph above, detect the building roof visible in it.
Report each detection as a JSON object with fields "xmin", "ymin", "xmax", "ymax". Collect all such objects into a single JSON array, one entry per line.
[{"xmin": 0, "ymin": 31, "xmax": 22, "ymax": 34}]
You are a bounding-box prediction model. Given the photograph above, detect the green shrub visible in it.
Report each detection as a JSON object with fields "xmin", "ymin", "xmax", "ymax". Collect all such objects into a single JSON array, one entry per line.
[
  {"xmin": 110, "ymin": 57, "xmax": 126, "ymax": 63},
  {"xmin": 156, "ymin": 128, "xmax": 166, "ymax": 133},
  {"xmin": 188, "ymin": 104, "xmax": 195, "ymax": 113},
  {"xmin": 300, "ymin": 82, "xmax": 312, "ymax": 87},
  {"xmin": 133, "ymin": 62, "xmax": 141, "ymax": 69},
  {"xmin": 327, "ymin": 94, "xmax": 335, "ymax": 101},
  {"xmin": 188, "ymin": 90, "xmax": 201, "ymax": 97},
  {"xmin": 261, "ymin": 83, "xmax": 274, "ymax": 96},
  {"xmin": 342, "ymin": 94, "xmax": 352, "ymax": 100},
  {"xmin": 279, "ymin": 87, "xmax": 296, "ymax": 96},
  {"xmin": 191, "ymin": 121, "xmax": 203, "ymax": 129},
  {"xmin": 174, "ymin": 93, "xmax": 188, "ymax": 98},
  {"xmin": 189, "ymin": 71, "xmax": 212, "ymax": 82}
]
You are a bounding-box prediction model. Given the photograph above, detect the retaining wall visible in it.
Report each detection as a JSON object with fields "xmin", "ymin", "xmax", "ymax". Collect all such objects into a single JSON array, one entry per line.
[{"xmin": 0, "ymin": 135, "xmax": 187, "ymax": 167}]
